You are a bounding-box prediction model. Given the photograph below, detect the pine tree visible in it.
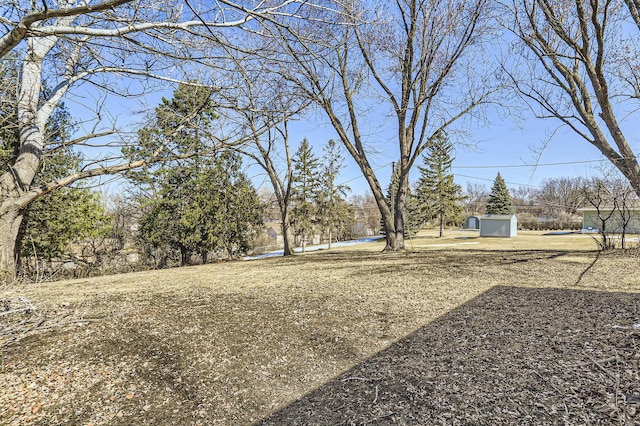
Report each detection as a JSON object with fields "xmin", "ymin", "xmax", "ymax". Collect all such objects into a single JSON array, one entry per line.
[
  {"xmin": 318, "ymin": 139, "xmax": 350, "ymax": 248},
  {"xmin": 133, "ymin": 86, "xmax": 261, "ymax": 265},
  {"xmin": 486, "ymin": 172, "xmax": 515, "ymax": 215},
  {"xmin": 138, "ymin": 152, "xmax": 263, "ymax": 265},
  {"xmin": 131, "ymin": 84, "xmax": 219, "ymax": 266},
  {"xmin": 414, "ymin": 134, "xmax": 465, "ymax": 237},
  {"xmin": 405, "ymin": 187, "xmax": 423, "ymax": 234},
  {"xmin": 380, "ymin": 162, "xmax": 399, "ymax": 236},
  {"xmin": 211, "ymin": 153, "xmax": 264, "ymax": 259},
  {"xmin": 290, "ymin": 139, "xmax": 322, "ymax": 252},
  {"xmin": 124, "ymin": 82, "xmax": 217, "ymax": 186}
]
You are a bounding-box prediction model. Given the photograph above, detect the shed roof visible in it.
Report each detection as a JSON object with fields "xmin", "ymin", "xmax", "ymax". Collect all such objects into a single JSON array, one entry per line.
[{"xmin": 481, "ymin": 214, "xmax": 517, "ymax": 220}]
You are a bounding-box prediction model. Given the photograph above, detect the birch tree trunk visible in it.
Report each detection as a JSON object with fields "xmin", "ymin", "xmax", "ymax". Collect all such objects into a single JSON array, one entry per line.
[
  {"xmin": 0, "ymin": 29, "xmax": 59, "ymax": 282},
  {"xmin": 0, "ymin": 0, "xmax": 305, "ymax": 280},
  {"xmin": 0, "ymin": 204, "xmax": 25, "ymax": 282}
]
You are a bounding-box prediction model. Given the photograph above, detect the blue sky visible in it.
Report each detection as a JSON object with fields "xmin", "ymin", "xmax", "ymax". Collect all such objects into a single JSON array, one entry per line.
[
  {"xmin": 75, "ymin": 82, "xmax": 638, "ymax": 199},
  {"xmin": 273, "ymin": 108, "xmax": 637, "ymax": 197},
  {"xmin": 449, "ymin": 116, "xmax": 622, "ymax": 192}
]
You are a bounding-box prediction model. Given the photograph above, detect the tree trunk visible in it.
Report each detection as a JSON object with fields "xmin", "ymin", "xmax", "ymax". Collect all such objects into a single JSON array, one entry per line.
[
  {"xmin": 390, "ymin": 160, "xmax": 410, "ymax": 251},
  {"xmin": 393, "ymin": 199, "xmax": 406, "ymax": 250},
  {"xmin": 380, "ymin": 198, "xmax": 400, "ymax": 252},
  {"xmin": 0, "ymin": 36, "xmax": 55, "ymax": 280},
  {"xmin": 180, "ymin": 246, "xmax": 189, "ymax": 266},
  {"xmin": 157, "ymin": 251, "xmax": 168, "ymax": 269},
  {"xmin": 328, "ymin": 228, "xmax": 332, "ymax": 249},
  {"xmin": 0, "ymin": 202, "xmax": 24, "ymax": 283},
  {"xmin": 281, "ymin": 209, "xmax": 294, "ymax": 256}
]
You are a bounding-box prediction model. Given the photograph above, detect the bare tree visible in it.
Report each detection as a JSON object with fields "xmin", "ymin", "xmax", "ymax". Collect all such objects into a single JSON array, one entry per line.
[
  {"xmin": 463, "ymin": 182, "xmax": 488, "ymax": 216},
  {"xmin": 350, "ymin": 193, "xmax": 382, "ymax": 237},
  {"xmin": 239, "ymin": 121, "xmax": 298, "ymax": 256},
  {"xmin": 582, "ymin": 175, "xmax": 638, "ymax": 250},
  {"xmin": 502, "ymin": 0, "xmax": 640, "ymax": 197},
  {"xmin": 203, "ymin": 52, "xmax": 309, "ymax": 256},
  {"xmin": 0, "ymin": 0, "xmax": 305, "ymax": 281},
  {"xmin": 510, "ymin": 185, "xmax": 538, "ymax": 214},
  {"xmin": 536, "ymin": 177, "xmax": 587, "ymax": 217},
  {"xmin": 260, "ymin": 0, "xmax": 497, "ymax": 251}
]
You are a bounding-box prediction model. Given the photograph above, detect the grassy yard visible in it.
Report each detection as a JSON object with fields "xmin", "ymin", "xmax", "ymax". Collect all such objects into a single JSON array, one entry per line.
[{"xmin": 1, "ymin": 230, "xmax": 639, "ymax": 424}]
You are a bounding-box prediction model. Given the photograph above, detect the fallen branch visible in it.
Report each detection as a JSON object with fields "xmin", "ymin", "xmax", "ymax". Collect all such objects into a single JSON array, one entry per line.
[
  {"xmin": 583, "ymin": 352, "xmax": 618, "ymax": 380},
  {"xmin": 573, "ymin": 356, "xmax": 618, "ymax": 367},
  {"xmin": 1, "ymin": 296, "xmax": 36, "ymax": 316},
  {"xmin": 575, "ymin": 250, "xmax": 601, "ymax": 285},
  {"xmin": 0, "ymin": 307, "xmax": 32, "ymax": 316}
]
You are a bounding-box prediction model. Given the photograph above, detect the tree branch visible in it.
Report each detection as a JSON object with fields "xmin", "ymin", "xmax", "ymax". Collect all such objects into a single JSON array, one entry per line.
[{"xmin": 0, "ymin": 0, "xmax": 134, "ymax": 58}]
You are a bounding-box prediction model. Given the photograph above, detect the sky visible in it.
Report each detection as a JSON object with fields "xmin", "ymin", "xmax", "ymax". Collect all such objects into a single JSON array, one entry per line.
[
  {"xmin": 90, "ymin": 91, "xmax": 638, "ymax": 199},
  {"xmin": 66, "ymin": 62, "xmax": 639, "ymax": 200},
  {"xmin": 268, "ymin": 107, "xmax": 638, "ymax": 197},
  {"xmin": 67, "ymin": 71, "xmax": 640, "ymax": 202},
  {"xmin": 54, "ymin": 12, "xmax": 640, "ymax": 201},
  {"xmin": 12, "ymin": 0, "xmax": 636, "ymax": 204}
]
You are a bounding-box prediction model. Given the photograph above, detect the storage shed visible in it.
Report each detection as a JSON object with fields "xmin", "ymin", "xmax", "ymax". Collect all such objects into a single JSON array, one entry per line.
[
  {"xmin": 577, "ymin": 208, "xmax": 640, "ymax": 234},
  {"xmin": 463, "ymin": 215, "xmax": 481, "ymax": 230},
  {"xmin": 479, "ymin": 214, "xmax": 517, "ymax": 237}
]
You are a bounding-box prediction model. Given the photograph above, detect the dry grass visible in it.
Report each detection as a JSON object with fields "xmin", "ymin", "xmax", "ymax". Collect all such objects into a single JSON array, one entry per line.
[
  {"xmin": 1, "ymin": 230, "xmax": 639, "ymax": 425},
  {"xmin": 329, "ymin": 229, "xmax": 603, "ymax": 253}
]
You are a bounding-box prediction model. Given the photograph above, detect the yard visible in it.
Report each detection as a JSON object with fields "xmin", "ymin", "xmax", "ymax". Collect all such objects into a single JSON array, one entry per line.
[{"xmin": 1, "ymin": 230, "xmax": 639, "ymax": 425}]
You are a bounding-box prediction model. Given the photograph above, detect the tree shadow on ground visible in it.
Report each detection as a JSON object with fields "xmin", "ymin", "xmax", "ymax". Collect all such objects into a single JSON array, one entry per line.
[{"xmin": 258, "ymin": 286, "xmax": 640, "ymax": 425}]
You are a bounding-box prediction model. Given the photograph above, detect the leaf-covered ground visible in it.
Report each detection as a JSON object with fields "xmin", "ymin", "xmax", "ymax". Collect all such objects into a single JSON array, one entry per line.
[{"xmin": 1, "ymin": 238, "xmax": 639, "ymax": 424}]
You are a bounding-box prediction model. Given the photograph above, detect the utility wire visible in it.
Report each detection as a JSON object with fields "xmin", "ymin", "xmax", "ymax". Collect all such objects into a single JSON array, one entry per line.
[
  {"xmin": 452, "ymin": 157, "xmax": 630, "ymax": 169},
  {"xmin": 337, "ymin": 155, "xmax": 624, "ymax": 190},
  {"xmin": 453, "ymin": 173, "xmax": 540, "ymax": 188}
]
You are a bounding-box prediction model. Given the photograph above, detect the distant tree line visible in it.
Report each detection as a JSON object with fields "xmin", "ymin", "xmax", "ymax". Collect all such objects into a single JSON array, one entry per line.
[{"xmin": 463, "ymin": 174, "xmax": 639, "ymax": 232}]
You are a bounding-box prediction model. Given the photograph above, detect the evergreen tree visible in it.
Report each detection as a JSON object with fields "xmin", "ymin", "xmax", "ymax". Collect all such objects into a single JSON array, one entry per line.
[
  {"xmin": 137, "ymin": 168, "xmax": 195, "ymax": 266},
  {"xmin": 124, "ymin": 82, "xmax": 217, "ymax": 187},
  {"xmin": 20, "ymin": 190, "xmax": 112, "ymax": 262},
  {"xmin": 405, "ymin": 187, "xmax": 423, "ymax": 234},
  {"xmin": 318, "ymin": 139, "xmax": 350, "ymax": 248},
  {"xmin": 380, "ymin": 162, "xmax": 399, "ymax": 236},
  {"xmin": 210, "ymin": 153, "xmax": 264, "ymax": 259},
  {"xmin": 138, "ymin": 151, "xmax": 263, "ymax": 265},
  {"xmin": 486, "ymin": 172, "xmax": 515, "ymax": 215},
  {"xmin": 414, "ymin": 134, "xmax": 465, "ymax": 237},
  {"xmin": 133, "ymin": 85, "xmax": 262, "ymax": 265},
  {"xmin": 290, "ymin": 139, "xmax": 322, "ymax": 252}
]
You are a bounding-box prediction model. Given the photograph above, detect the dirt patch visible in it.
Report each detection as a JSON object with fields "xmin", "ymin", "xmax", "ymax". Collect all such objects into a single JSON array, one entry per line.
[{"xmin": 1, "ymin": 249, "xmax": 639, "ymax": 425}]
